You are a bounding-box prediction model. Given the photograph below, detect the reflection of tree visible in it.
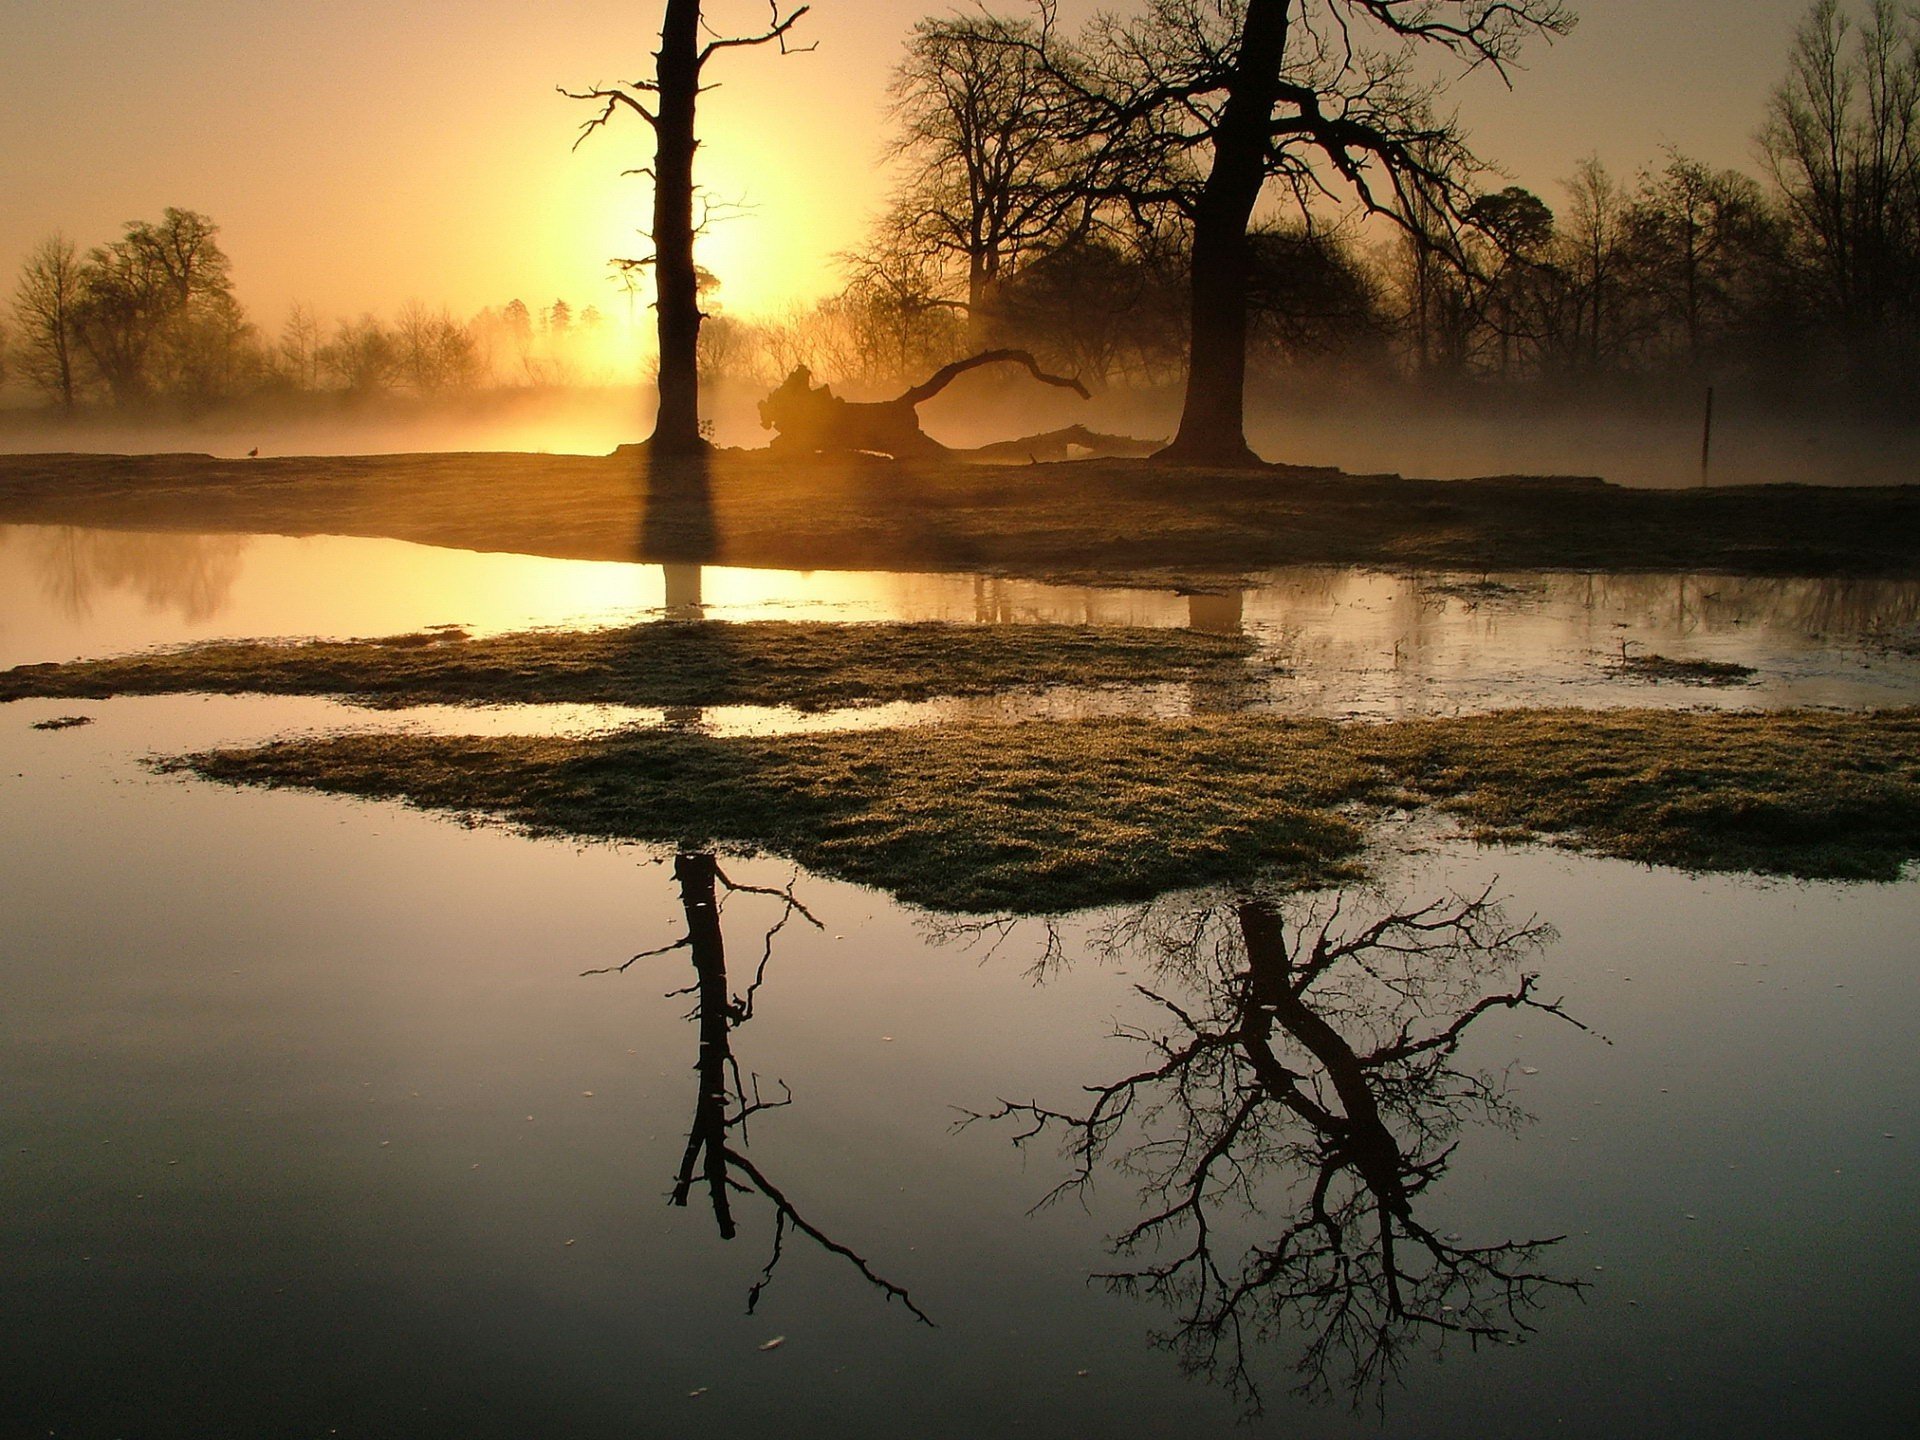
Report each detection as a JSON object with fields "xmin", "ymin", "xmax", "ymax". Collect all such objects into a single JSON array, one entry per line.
[
  {"xmin": 589, "ymin": 852, "xmax": 931, "ymax": 1324},
  {"xmin": 966, "ymin": 883, "xmax": 1590, "ymax": 1414},
  {"xmin": 23, "ymin": 527, "xmax": 247, "ymax": 623}
]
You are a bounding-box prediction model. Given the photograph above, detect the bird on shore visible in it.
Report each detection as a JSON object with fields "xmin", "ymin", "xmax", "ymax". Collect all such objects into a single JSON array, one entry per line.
[{"xmin": 247, "ymin": 446, "xmax": 259, "ymax": 457}]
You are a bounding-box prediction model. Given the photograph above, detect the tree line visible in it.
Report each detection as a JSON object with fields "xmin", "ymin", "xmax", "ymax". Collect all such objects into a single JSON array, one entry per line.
[{"xmin": 3, "ymin": 208, "xmax": 632, "ymax": 413}]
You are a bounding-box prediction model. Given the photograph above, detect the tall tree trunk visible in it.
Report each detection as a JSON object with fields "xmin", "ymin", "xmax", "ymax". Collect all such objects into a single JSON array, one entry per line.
[
  {"xmin": 1156, "ymin": 0, "xmax": 1291, "ymax": 468},
  {"xmin": 650, "ymin": 0, "xmax": 706, "ymax": 454}
]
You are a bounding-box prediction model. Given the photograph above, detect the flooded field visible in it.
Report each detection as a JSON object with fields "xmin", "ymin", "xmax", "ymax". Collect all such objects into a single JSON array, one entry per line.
[
  {"xmin": 3, "ymin": 521, "xmax": 1917, "ymax": 1438},
  {"xmin": 6, "ymin": 524, "xmax": 1920, "ymax": 725}
]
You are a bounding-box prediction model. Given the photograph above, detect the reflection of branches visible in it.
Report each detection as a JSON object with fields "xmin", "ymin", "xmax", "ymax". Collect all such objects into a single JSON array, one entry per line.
[
  {"xmin": 919, "ymin": 912, "xmax": 1067, "ymax": 981},
  {"xmin": 591, "ymin": 851, "xmax": 931, "ymax": 1326},
  {"xmin": 962, "ymin": 882, "xmax": 1591, "ymax": 1415}
]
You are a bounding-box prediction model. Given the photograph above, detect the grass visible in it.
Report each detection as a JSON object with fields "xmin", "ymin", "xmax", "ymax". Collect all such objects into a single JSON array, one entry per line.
[
  {"xmin": 1611, "ymin": 651, "xmax": 1757, "ymax": 685},
  {"xmin": 0, "ymin": 620, "xmax": 1254, "ymax": 710},
  {"xmin": 168, "ymin": 708, "xmax": 1920, "ymax": 913},
  {"xmin": 4, "ymin": 448, "xmax": 1918, "ymax": 582}
]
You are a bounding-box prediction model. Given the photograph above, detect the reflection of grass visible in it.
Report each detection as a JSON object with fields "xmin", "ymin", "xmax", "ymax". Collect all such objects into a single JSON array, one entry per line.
[
  {"xmin": 0, "ymin": 621, "xmax": 1252, "ymax": 711},
  {"xmin": 170, "ymin": 709, "xmax": 1920, "ymax": 912}
]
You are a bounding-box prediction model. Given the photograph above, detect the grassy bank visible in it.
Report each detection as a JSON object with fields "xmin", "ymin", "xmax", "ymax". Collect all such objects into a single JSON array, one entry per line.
[
  {"xmin": 170, "ymin": 709, "xmax": 1920, "ymax": 912},
  {"xmin": 0, "ymin": 621, "xmax": 1252, "ymax": 710},
  {"xmin": 3, "ymin": 449, "xmax": 1918, "ymax": 581}
]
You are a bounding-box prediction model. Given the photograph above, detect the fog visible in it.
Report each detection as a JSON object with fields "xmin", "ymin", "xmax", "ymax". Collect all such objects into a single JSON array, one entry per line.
[{"xmin": 6, "ymin": 378, "xmax": 1914, "ymax": 491}]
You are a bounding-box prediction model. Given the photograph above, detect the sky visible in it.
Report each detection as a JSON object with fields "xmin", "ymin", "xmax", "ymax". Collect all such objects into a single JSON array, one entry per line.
[{"xmin": 0, "ymin": 0, "xmax": 1835, "ymax": 331}]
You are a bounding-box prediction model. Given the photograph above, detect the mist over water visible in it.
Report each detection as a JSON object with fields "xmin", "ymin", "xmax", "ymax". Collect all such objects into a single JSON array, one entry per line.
[{"xmin": 7, "ymin": 377, "xmax": 1913, "ymax": 490}]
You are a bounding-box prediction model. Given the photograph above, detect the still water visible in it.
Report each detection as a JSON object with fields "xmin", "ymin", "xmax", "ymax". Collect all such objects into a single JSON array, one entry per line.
[
  {"xmin": 5, "ymin": 523, "xmax": 1920, "ymax": 722},
  {"xmin": 2, "ymin": 524, "xmax": 1917, "ymax": 1437}
]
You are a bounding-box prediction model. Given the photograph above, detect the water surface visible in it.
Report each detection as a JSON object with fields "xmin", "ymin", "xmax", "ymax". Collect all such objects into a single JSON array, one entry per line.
[
  {"xmin": 3, "ymin": 523, "xmax": 1917, "ymax": 1437},
  {"xmin": 5, "ymin": 523, "xmax": 1918, "ymax": 722}
]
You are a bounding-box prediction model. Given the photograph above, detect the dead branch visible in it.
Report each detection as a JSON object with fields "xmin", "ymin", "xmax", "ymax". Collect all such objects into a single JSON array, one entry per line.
[{"xmin": 895, "ymin": 348, "xmax": 1093, "ymax": 408}]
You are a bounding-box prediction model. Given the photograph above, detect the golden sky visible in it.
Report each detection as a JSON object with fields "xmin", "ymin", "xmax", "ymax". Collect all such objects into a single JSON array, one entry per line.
[{"xmin": 0, "ymin": 1, "xmax": 1829, "ymax": 329}]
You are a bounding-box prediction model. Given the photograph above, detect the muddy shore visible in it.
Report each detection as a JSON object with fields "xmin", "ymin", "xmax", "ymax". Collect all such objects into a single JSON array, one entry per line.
[{"xmin": 3, "ymin": 448, "xmax": 1917, "ymax": 580}]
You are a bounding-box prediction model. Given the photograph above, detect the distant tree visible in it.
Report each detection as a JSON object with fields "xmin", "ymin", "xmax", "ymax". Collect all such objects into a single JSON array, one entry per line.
[
  {"xmin": 563, "ymin": 2, "xmax": 813, "ymax": 454},
  {"xmin": 278, "ymin": 302, "xmax": 324, "ymax": 390},
  {"xmin": 72, "ymin": 208, "xmax": 245, "ymax": 405},
  {"xmin": 828, "ymin": 243, "xmax": 970, "ymax": 384},
  {"xmin": 1559, "ymin": 156, "xmax": 1633, "ymax": 373},
  {"xmin": 993, "ymin": 232, "xmax": 1187, "ymax": 382},
  {"xmin": 1624, "ymin": 152, "xmax": 1780, "ymax": 373},
  {"xmin": 883, "ymin": 12, "xmax": 1091, "ymax": 342},
  {"xmin": 1244, "ymin": 225, "xmax": 1388, "ymax": 370},
  {"xmin": 395, "ymin": 301, "xmax": 479, "ymax": 393},
  {"xmin": 10, "ymin": 235, "xmax": 85, "ymax": 410},
  {"xmin": 498, "ymin": 298, "xmax": 536, "ymax": 382},
  {"xmin": 1762, "ymin": 0, "xmax": 1920, "ymax": 385},
  {"xmin": 547, "ymin": 298, "xmax": 573, "ymax": 336},
  {"xmin": 321, "ymin": 314, "xmax": 397, "ymax": 394},
  {"xmin": 1013, "ymin": 0, "xmax": 1574, "ymax": 466},
  {"xmin": 1463, "ymin": 186, "xmax": 1558, "ymax": 377}
]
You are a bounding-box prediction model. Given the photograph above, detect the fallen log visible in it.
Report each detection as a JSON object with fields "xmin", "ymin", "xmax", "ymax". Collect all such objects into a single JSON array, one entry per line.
[{"xmin": 758, "ymin": 349, "xmax": 1093, "ymax": 459}]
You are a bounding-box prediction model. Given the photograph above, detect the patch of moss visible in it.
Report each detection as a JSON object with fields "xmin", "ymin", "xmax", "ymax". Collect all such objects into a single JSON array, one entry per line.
[
  {"xmin": 167, "ymin": 709, "xmax": 1920, "ymax": 913},
  {"xmin": 0, "ymin": 621, "xmax": 1252, "ymax": 711}
]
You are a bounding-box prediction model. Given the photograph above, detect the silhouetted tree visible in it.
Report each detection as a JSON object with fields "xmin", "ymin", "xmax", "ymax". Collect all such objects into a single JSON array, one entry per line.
[
  {"xmin": 1011, "ymin": 0, "xmax": 1573, "ymax": 465},
  {"xmin": 10, "ymin": 235, "xmax": 85, "ymax": 410},
  {"xmin": 884, "ymin": 12, "xmax": 1092, "ymax": 343},
  {"xmin": 1462, "ymin": 187, "xmax": 1556, "ymax": 377},
  {"xmin": 966, "ymin": 882, "xmax": 1591, "ymax": 1413},
  {"xmin": 1623, "ymin": 152, "xmax": 1780, "ymax": 374},
  {"xmin": 993, "ymin": 231, "xmax": 1188, "ymax": 381},
  {"xmin": 564, "ymin": 2, "xmax": 813, "ymax": 454},
  {"xmin": 71, "ymin": 209, "xmax": 248, "ymax": 406},
  {"xmin": 1762, "ymin": 0, "xmax": 1920, "ymax": 387},
  {"xmin": 1244, "ymin": 225, "xmax": 1388, "ymax": 370}
]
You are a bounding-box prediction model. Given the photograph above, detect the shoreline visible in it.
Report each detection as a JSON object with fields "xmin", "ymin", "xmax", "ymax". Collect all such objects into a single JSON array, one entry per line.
[{"xmin": 4, "ymin": 449, "xmax": 1918, "ymax": 583}]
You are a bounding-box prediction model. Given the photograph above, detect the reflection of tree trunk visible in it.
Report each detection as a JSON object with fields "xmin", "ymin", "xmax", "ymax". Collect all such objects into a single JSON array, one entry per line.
[
  {"xmin": 662, "ymin": 563, "xmax": 705, "ymax": 621},
  {"xmin": 1237, "ymin": 901, "xmax": 1410, "ymax": 1222},
  {"xmin": 670, "ymin": 853, "xmax": 735, "ymax": 1236},
  {"xmin": 1157, "ymin": 0, "xmax": 1289, "ymax": 469},
  {"xmin": 618, "ymin": 852, "xmax": 931, "ymax": 1322}
]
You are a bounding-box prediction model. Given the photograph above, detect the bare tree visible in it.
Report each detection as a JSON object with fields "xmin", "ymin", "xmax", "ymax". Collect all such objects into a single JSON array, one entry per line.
[
  {"xmin": 320, "ymin": 314, "xmax": 397, "ymax": 394},
  {"xmin": 10, "ymin": 235, "xmax": 85, "ymax": 410},
  {"xmin": 884, "ymin": 11, "xmax": 1092, "ymax": 343},
  {"xmin": 964, "ymin": 882, "xmax": 1592, "ymax": 1414},
  {"xmin": 394, "ymin": 301, "xmax": 479, "ymax": 394},
  {"xmin": 278, "ymin": 302, "xmax": 324, "ymax": 390},
  {"xmin": 1624, "ymin": 151, "xmax": 1779, "ymax": 372},
  {"xmin": 1763, "ymin": 0, "xmax": 1920, "ymax": 381},
  {"xmin": 563, "ymin": 2, "xmax": 814, "ymax": 454},
  {"xmin": 1009, "ymin": 0, "xmax": 1573, "ymax": 466}
]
